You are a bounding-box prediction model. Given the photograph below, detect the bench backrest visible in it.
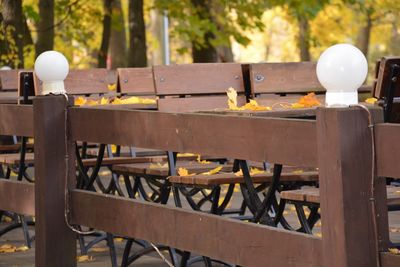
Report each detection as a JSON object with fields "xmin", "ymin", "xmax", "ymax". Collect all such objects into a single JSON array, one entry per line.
[
  {"xmin": 249, "ymin": 62, "xmax": 323, "ymax": 96},
  {"xmin": 0, "ymin": 70, "xmax": 19, "ymax": 91},
  {"xmin": 117, "ymin": 67, "xmax": 155, "ymax": 96},
  {"xmin": 33, "ymin": 69, "xmax": 111, "ymax": 96},
  {"xmin": 153, "ymin": 63, "xmax": 246, "ymax": 112},
  {"xmin": 373, "ymin": 57, "xmax": 400, "ymax": 99}
]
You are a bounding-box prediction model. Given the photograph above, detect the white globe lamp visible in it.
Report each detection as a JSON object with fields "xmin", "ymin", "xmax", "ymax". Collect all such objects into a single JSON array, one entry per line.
[
  {"xmin": 316, "ymin": 44, "xmax": 368, "ymax": 107},
  {"xmin": 34, "ymin": 50, "xmax": 69, "ymax": 95},
  {"xmin": 0, "ymin": 66, "xmax": 12, "ymax": 70}
]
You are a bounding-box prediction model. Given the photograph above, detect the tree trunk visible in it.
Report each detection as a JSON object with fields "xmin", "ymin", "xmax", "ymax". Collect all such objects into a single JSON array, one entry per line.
[
  {"xmin": 98, "ymin": 0, "xmax": 113, "ymax": 68},
  {"xmin": 0, "ymin": 0, "xmax": 24, "ymax": 68},
  {"xmin": 297, "ymin": 15, "xmax": 311, "ymax": 61},
  {"xmin": 356, "ymin": 12, "xmax": 372, "ymax": 57},
  {"xmin": 36, "ymin": 0, "xmax": 54, "ymax": 57},
  {"xmin": 191, "ymin": 0, "xmax": 217, "ymax": 63},
  {"xmin": 128, "ymin": 0, "xmax": 147, "ymax": 67},
  {"xmin": 109, "ymin": 0, "xmax": 126, "ymax": 68}
]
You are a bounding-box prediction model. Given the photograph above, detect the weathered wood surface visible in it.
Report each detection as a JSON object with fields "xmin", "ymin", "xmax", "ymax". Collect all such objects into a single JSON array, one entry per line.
[
  {"xmin": 70, "ymin": 107, "xmax": 318, "ymax": 167},
  {"xmin": 117, "ymin": 67, "xmax": 155, "ymax": 95},
  {"xmin": 0, "ymin": 104, "xmax": 33, "ymax": 136},
  {"xmin": 250, "ymin": 62, "xmax": 323, "ymax": 95},
  {"xmin": 154, "ymin": 63, "xmax": 245, "ymax": 95},
  {"xmin": 375, "ymin": 123, "xmax": 400, "ymax": 178},
  {"xmin": 34, "ymin": 96, "xmax": 76, "ymax": 267},
  {"xmin": 198, "ymin": 106, "xmax": 316, "ymax": 118},
  {"xmin": 316, "ymin": 107, "xmax": 379, "ymax": 267},
  {"xmin": 380, "ymin": 253, "xmax": 400, "ymax": 267},
  {"xmin": 70, "ymin": 189, "xmax": 322, "ymax": 267},
  {"xmin": 0, "ymin": 180, "xmax": 35, "ymax": 216},
  {"xmin": 0, "ymin": 70, "xmax": 19, "ymax": 90},
  {"xmin": 158, "ymin": 95, "xmax": 246, "ymax": 113}
]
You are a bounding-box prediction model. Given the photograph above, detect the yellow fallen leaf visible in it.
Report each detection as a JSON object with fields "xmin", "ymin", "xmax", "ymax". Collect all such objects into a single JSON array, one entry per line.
[
  {"xmin": 100, "ymin": 97, "xmax": 109, "ymax": 105},
  {"xmin": 234, "ymin": 170, "xmax": 243, "ymax": 177},
  {"xmin": 149, "ymin": 162, "xmax": 168, "ymax": 169},
  {"xmin": 91, "ymin": 247, "xmax": 109, "ymax": 252},
  {"xmin": 238, "ymin": 99, "xmax": 271, "ymax": 111},
  {"xmin": 291, "ymin": 102, "xmax": 305, "ymax": 109},
  {"xmin": 250, "ymin": 167, "xmax": 264, "ymax": 175},
  {"xmin": 112, "ymin": 96, "xmax": 156, "ymax": 105},
  {"xmin": 197, "ymin": 155, "xmax": 210, "ymax": 164},
  {"xmin": 315, "ymin": 233, "xmax": 322, "ymax": 238},
  {"xmin": 2, "ymin": 216, "xmax": 12, "ymax": 222},
  {"xmin": 86, "ymin": 99, "xmax": 99, "ymax": 106},
  {"xmin": 292, "ymin": 93, "xmax": 321, "ymax": 108},
  {"xmin": 178, "ymin": 167, "xmax": 195, "ymax": 176},
  {"xmin": 108, "ymin": 83, "xmax": 117, "ymax": 91},
  {"xmin": 74, "ymin": 96, "xmax": 87, "ymax": 106},
  {"xmin": 389, "ymin": 248, "xmax": 400, "ymax": 255},
  {"xmin": 111, "ymin": 144, "xmax": 117, "ymax": 154},
  {"xmin": 292, "ymin": 169, "xmax": 304, "ymax": 174},
  {"xmin": 77, "ymin": 255, "xmax": 94, "ymax": 262},
  {"xmin": 16, "ymin": 246, "xmax": 29, "ymax": 252},
  {"xmin": 202, "ymin": 166, "xmax": 223, "ymax": 175},
  {"xmin": 227, "ymin": 87, "xmax": 238, "ymax": 110},
  {"xmin": 365, "ymin": 97, "xmax": 378, "ymax": 104},
  {"xmin": 0, "ymin": 244, "xmax": 17, "ymax": 253}
]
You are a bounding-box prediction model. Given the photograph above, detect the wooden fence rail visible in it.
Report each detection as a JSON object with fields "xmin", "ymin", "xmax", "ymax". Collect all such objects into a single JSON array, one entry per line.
[{"xmin": 0, "ymin": 95, "xmax": 400, "ymax": 266}]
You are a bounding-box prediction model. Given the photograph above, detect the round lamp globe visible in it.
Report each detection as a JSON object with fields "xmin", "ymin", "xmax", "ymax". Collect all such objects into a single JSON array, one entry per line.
[
  {"xmin": 34, "ymin": 50, "xmax": 69, "ymax": 95},
  {"xmin": 316, "ymin": 44, "xmax": 368, "ymax": 106}
]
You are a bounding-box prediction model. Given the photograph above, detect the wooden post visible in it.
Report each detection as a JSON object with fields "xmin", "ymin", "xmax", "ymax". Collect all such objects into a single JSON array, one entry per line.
[
  {"xmin": 34, "ymin": 95, "xmax": 76, "ymax": 267},
  {"xmin": 317, "ymin": 107, "xmax": 379, "ymax": 267}
]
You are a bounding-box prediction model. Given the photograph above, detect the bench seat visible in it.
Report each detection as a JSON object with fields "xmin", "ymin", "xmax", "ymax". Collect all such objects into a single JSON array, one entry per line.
[
  {"xmin": 168, "ymin": 171, "xmax": 319, "ymax": 186},
  {"xmin": 113, "ymin": 162, "xmax": 232, "ymax": 177},
  {"xmin": 281, "ymin": 186, "xmax": 400, "ymax": 206}
]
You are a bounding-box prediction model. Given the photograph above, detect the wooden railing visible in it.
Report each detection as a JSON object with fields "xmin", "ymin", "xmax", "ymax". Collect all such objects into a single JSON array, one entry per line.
[{"xmin": 0, "ymin": 95, "xmax": 399, "ymax": 267}]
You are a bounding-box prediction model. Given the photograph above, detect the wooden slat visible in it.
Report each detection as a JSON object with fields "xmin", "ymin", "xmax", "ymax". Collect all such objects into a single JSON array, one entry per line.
[
  {"xmin": 154, "ymin": 63, "xmax": 245, "ymax": 95},
  {"xmin": 34, "ymin": 69, "xmax": 110, "ymax": 95},
  {"xmin": 169, "ymin": 171, "xmax": 319, "ymax": 186},
  {"xmin": 250, "ymin": 62, "xmax": 323, "ymax": 95},
  {"xmin": 157, "ymin": 95, "xmax": 246, "ymax": 112},
  {"xmin": 0, "ymin": 69, "xmax": 19, "ymax": 91},
  {"xmin": 0, "ymin": 104, "xmax": 33, "ymax": 136},
  {"xmin": 70, "ymin": 190, "xmax": 322, "ymax": 267},
  {"xmin": 380, "ymin": 252, "xmax": 400, "ymax": 267},
  {"xmin": 117, "ymin": 67, "xmax": 155, "ymax": 95},
  {"xmin": 0, "ymin": 180, "xmax": 35, "ymax": 216},
  {"xmin": 375, "ymin": 123, "xmax": 400, "ymax": 178},
  {"xmin": 70, "ymin": 108, "xmax": 318, "ymax": 167}
]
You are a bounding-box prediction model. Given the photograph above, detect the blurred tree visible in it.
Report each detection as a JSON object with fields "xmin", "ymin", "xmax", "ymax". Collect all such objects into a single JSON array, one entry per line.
[
  {"xmin": 109, "ymin": 0, "xmax": 127, "ymax": 68},
  {"xmin": 128, "ymin": 0, "xmax": 147, "ymax": 67},
  {"xmin": 191, "ymin": 0, "xmax": 217, "ymax": 62},
  {"xmin": 154, "ymin": 0, "xmax": 266, "ymax": 63},
  {"xmin": 279, "ymin": 0, "xmax": 330, "ymax": 61},
  {"xmin": 98, "ymin": 0, "xmax": 113, "ymax": 67},
  {"xmin": 36, "ymin": 0, "xmax": 54, "ymax": 57},
  {"xmin": 0, "ymin": 0, "xmax": 24, "ymax": 68}
]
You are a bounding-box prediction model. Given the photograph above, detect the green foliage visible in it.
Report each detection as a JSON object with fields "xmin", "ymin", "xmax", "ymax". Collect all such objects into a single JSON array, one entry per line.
[{"xmin": 153, "ymin": 0, "xmax": 267, "ymax": 52}]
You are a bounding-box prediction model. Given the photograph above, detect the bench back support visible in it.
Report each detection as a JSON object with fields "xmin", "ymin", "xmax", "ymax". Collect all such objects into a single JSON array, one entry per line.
[
  {"xmin": 249, "ymin": 62, "xmax": 323, "ymax": 96},
  {"xmin": 117, "ymin": 67, "xmax": 155, "ymax": 95}
]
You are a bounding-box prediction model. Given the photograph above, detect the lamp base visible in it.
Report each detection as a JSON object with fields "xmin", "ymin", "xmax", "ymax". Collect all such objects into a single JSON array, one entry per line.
[
  {"xmin": 41, "ymin": 81, "xmax": 66, "ymax": 96},
  {"xmin": 325, "ymin": 91, "xmax": 358, "ymax": 107}
]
